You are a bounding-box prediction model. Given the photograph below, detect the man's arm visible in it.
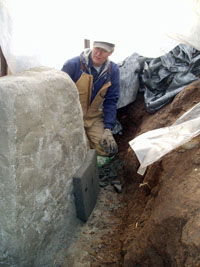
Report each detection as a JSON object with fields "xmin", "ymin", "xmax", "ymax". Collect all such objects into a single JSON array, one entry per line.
[{"xmin": 103, "ymin": 62, "xmax": 120, "ymax": 129}]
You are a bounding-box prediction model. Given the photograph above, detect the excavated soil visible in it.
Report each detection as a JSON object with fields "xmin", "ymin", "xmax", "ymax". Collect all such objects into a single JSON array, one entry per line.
[
  {"xmin": 116, "ymin": 80, "xmax": 200, "ymax": 267},
  {"xmin": 59, "ymin": 80, "xmax": 200, "ymax": 267}
]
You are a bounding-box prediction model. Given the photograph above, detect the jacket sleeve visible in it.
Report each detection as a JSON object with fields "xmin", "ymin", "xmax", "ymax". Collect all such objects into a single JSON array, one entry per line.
[{"xmin": 103, "ymin": 63, "xmax": 120, "ymax": 130}]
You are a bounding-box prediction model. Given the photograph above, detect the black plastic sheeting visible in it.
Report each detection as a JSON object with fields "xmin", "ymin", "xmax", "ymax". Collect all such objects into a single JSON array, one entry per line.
[{"xmin": 118, "ymin": 44, "xmax": 200, "ymax": 114}]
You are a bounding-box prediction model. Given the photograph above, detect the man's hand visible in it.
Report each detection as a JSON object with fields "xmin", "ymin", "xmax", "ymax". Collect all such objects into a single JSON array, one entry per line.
[{"xmin": 100, "ymin": 128, "xmax": 118, "ymax": 155}]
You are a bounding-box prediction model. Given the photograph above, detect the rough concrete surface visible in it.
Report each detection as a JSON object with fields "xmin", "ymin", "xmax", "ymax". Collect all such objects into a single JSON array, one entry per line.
[{"xmin": 0, "ymin": 67, "xmax": 87, "ymax": 267}]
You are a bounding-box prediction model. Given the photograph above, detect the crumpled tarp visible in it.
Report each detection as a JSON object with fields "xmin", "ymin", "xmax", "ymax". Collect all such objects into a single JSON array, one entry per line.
[
  {"xmin": 118, "ymin": 44, "xmax": 200, "ymax": 113},
  {"xmin": 117, "ymin": 53, "xmax": 145, "ymax": 109},
  {"xmin": 141, "ymin": 44, "xmax": 200, "ymax": 113}
]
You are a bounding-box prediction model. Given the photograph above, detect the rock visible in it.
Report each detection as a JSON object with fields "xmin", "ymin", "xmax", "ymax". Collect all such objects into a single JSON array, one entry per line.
[
  {"xmin": 114, "ymin": 184, "xmax": 122, "ymax": 193},
  {"xmin": 0, "ymin": 67, "xmax": 87, "ymax": 266}
]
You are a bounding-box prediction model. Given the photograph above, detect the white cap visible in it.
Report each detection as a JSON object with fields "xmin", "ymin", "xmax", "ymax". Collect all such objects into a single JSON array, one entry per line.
[{"xmin": 93, "ymin": 41, "xmax": 115, "ymax": 52}]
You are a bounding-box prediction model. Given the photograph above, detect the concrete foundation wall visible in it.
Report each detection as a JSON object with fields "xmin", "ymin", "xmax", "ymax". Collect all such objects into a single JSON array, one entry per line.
[{"xmin": 0, "ymin": 67, "xmax": 87, "ymax": 266}]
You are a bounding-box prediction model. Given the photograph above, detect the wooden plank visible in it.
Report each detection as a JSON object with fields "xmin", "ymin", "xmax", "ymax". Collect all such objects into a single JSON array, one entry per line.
[
  {"xmin": 0, "ymin": 46, "xmax": 7, "ymax": 76},
  {"xmin": 84, "ymin": 39, "xmax": 90, "ymax": 49}
]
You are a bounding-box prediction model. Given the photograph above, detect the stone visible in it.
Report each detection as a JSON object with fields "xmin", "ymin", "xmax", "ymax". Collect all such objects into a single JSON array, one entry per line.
[
  {"xmin": 113, "ymin": 184, "xmax": 122, "ymax": 193},
  {"xmin": 0, "ymin": 67, "xmax": 87, "ymax": 266}
]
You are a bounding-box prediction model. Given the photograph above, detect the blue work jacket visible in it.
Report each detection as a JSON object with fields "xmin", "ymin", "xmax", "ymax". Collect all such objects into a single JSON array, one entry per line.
[{"xmin": 61, "ymin": 53, "xmax": 120, "ymax": 129}]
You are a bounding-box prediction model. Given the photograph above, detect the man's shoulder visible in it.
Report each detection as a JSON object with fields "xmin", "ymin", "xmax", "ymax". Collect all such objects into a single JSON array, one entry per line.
[
  {"xmin": 66, "ymin": 56, "xmax": 80, "ymax": 65},
  {"xmin": 62, "ymin": 56, "xmax": 81, "ymax": 72},
  {"xmin": 61, "ymin": 55, "xmax": 82, "ymax": 78},
  {"xmin": 110, "ymin": 61, "xmax": 119, "ymax": 73}
]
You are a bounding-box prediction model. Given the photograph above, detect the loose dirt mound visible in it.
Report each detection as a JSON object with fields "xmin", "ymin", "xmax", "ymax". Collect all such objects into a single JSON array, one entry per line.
[{"xmin": 116, "ymin": 80, "xmax": 200, "ymax": 266}]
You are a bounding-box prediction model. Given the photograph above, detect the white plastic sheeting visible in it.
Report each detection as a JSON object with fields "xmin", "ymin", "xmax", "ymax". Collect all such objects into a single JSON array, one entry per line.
[
  {"xmin": 129, "ymin": 102, "xmax": 200, "ymax": 175},
  {"xmin": 0, "ymin": 0, "xmax": 200, "ymax": 73}
]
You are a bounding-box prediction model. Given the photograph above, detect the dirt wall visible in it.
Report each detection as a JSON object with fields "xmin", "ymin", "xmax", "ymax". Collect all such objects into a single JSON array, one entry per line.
[{"xmin": 117, "ymin": 80, "xmax": 200, "ymax": 266}]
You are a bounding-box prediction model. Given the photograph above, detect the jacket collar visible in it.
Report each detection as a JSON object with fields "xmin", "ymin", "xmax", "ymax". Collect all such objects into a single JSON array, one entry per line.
[{"xmin": 80, "ymin": 48, "xmax": 110, "ymax": 77}]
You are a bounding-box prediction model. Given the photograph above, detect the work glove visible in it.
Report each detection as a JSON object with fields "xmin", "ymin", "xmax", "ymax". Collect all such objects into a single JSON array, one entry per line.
[{"xmin": 100, "ymin": 128, "xmax": 118, "ymax": 155}]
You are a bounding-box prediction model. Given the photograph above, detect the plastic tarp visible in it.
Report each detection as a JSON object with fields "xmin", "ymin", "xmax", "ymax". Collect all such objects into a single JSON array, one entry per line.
[
  {"xmin": 117, "ymin": 53, "xmax": 145, "ymax": 109},
  {"xmin": 129, "ymin": 102, "xmax": 200, "ymax": 175},
  {"xmin": 117, "ymin": 44, "xmax": 200, "ymax": 112},
  {"xmin": 140, "ymin": 44, "xmax": 200, "ymax": 113},
  {"xmin": 118, "ymin": 43, "xmax": 200, "ymax": 111}
]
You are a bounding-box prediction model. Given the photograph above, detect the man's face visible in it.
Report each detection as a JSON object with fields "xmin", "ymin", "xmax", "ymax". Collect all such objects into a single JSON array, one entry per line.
[{"xmin": 92, "ymin": 47, "xmax": 113, "ymax": 66}]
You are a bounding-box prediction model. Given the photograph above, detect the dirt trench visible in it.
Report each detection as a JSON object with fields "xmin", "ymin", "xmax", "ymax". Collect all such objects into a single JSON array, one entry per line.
[{"xmin": 59, "ymin": 80, "xmax": 200, "ymax": 267}]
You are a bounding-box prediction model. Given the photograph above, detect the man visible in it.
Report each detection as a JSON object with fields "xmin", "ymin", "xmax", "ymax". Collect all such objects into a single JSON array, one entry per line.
[{"xmin": 61, "ymin": 41, "xmax": 120, "ymax": 157}]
